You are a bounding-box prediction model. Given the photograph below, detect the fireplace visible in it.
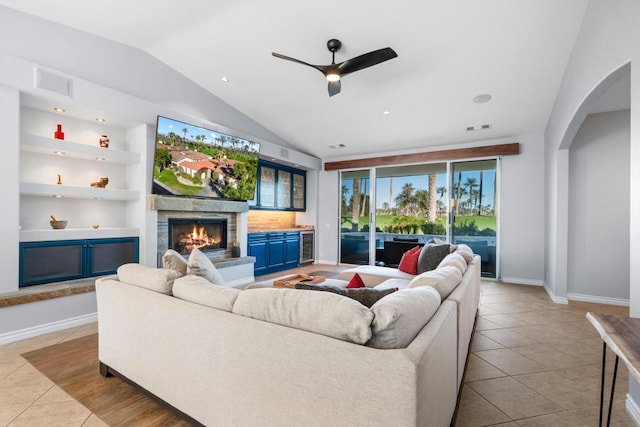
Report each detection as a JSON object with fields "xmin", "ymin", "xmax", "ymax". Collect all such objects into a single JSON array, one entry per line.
[{"xmin": 168, "ymin": 218, "xmax": 227, "ymax": 255}]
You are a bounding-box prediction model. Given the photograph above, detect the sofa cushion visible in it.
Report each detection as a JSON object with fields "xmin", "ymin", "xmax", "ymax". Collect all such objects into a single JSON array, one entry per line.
[
  {"xmin": 187, "ymin": 248, "xmax": 226, "ymax": 285},
  {"xmin": 368, "ymin": 287, "xmax": 441, "ymax": 349},
  {"xmin": 408, "ymin": 266, "xmax": 463, "ymax": 299},
  {"xmin": 232, "ymin": 288, "xmax": 374, "ymax": 344},
  {"xmin": 172, "ymin": 274, "xmax": 240, "ymax": 312},
  {"xmin": 453, "ymin": 244, "xmax": 474, "ymax": 263},
  {"xmin": 438, "ymin": 253, "xmax": 468, "ymax": 275},
  {"xmin": 294, "ymin": 284, "xmax": 395, "ymax": 308},
  {"xmin": 116, "ymin": 263, "xmax": 182, "ymax": 295},
  {"xmin": 417, "ymin": 243, "xmax": 451, "ymax": 274},
  {"xmin": 337, "ymin": 266, "xmax": 415, "ymax": 287},
  {"xmin": 429, "ymin": 237, "xmax": 458, "ymax": 252},
  {"xmin": 346, "ymin": 273, "xmax": 365, "ymax": 289},
  {"xmin": 162, "ymin": 249, "xmax": 188, "ymax": 276},
  {"xmin": 398, "ymin": 246, "xmax": 422, "ymax": 274}
]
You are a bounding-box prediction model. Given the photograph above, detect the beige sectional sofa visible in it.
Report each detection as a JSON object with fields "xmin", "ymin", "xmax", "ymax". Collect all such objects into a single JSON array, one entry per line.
[{"xmin": 95, "ymin": 249, "xmax": 480, "ymax": 426}]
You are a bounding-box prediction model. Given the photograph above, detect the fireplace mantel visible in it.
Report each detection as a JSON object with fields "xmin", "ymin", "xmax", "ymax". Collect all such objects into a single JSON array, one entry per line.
[{"xmin": 148, "ymin": 195, "xmax": 249, "ymax": 213}]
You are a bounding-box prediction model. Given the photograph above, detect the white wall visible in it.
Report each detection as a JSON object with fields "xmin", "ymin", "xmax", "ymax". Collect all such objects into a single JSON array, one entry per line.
[
  {"xmin": 318, "ymin": 133, "xmax": 547, "ymax": 284},
  {"xmin": 544, "ymin": 0, "xmax": 640, "ymax": 413},
  {"xmin": 0, "ymin": 84, "xmax": 19, "ymax": 292},
  {"xmin": 568, "ymin": 110, "xmax": 630, "ymax": 302}
]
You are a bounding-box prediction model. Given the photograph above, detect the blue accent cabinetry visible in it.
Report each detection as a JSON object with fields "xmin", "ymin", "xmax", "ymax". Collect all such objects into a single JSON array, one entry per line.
[
  {"xmin": 19, "ymin": 237, "xmax": 139, "ymax": 287},
  {"xmin": 248, "ymin": 231, "xmax": 300, "ymax": 276}
]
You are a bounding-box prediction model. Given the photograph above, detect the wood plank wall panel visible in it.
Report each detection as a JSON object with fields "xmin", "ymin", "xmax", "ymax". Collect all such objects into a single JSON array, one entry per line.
[
  {"xmin": 247, "ymin": 210, "xmax": 297, "ymax": 232},
  {"xmin": 323, "ymin": 143, "xmax": 520, "ymax": 171}
]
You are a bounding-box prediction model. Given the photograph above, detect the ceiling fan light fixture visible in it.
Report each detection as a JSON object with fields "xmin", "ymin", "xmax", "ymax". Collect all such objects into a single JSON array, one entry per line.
[{"xmin": 326, "ymin": 73, "xmax": 340, "ymax": 82}]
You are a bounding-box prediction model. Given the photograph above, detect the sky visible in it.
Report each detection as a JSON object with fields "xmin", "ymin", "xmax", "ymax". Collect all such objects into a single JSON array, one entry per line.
[
  {"xmin": 156, "ymin": 116, "xmax": 260, "ymax": 153},
  {"xmin": 343, "ymin": 170, "xmax": 496, "ymax": 210}
]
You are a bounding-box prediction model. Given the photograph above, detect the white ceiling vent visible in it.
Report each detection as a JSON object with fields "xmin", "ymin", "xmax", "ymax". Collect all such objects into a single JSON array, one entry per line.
[
  {"xmin": 280, "ymin": 148, "xmax": 289, "ymax": 159},
  {"xmin": 34, "ymin": 68, "xmax": 72, "ymax": 97}
]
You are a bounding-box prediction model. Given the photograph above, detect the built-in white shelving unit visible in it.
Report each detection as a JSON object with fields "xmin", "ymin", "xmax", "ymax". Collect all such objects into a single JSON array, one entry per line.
[
  {"xmin": 20, "ymin": 133, "xmax": 140, "ymax": 165},
  {"xmin": 20, "ymin": 182, "xmax": 139, "ymax": 201},
  {"xmin": 19, "ymin": 227, "xmax": 140, "ymax": 242}
]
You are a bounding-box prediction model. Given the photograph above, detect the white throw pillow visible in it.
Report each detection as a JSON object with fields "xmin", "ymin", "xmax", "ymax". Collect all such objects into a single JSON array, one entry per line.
[
  {"xmin": 117, "ymin": 263, "xmax": 182, "ymax": 295},
  {"xmin": 437, "ymin": 253, "xmax": 468, "ymax": 275},
  {"xmin": 162, "ymin": 249, "xmax": 188, "ymax": 276},
  {"xmin": 368, "ymin": 287, "xmax": 441, "ymax": 349},
  {"xmin": 232, "ymin": 288, "xmax": 374, "ymax": 344},
  {"xmin": 172, "ymin": 275, "xmax": 240, "ymax": 312},
  {"xmin": 187, "ymin": 248, "xmax": 226, "ymax": 285},
  {"xmin": 454, "ymin": 244, "xmax": 474, "ymax": 263},
  {"xmin": 407, "ymin": 266, "xmax": 462, "ymax": 299}
]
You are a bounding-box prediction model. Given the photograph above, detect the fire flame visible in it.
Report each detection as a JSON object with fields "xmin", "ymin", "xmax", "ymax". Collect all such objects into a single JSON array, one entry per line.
[{"xmin": 189, "ymin": 225, "xmax": 221, "ymax": 246}]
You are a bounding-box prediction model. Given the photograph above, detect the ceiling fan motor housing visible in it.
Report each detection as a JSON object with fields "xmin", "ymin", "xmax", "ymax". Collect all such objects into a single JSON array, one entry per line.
[{"xmin": 327, "ymin": 39, "xmax": 342, "ymax": 53}]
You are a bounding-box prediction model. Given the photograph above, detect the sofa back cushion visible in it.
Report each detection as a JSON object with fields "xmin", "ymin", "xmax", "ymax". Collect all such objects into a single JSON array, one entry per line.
[
  {"xmin": 117, "ymin": 263, "xmax": 182, "ymax": 295},
  {"xmin": 368, "ymin": 287, "xmax": 442, "ymax": 349},
  {"xmin": 407, "ymin": 266, "xmax": 463, "ymax": 299},
  {"xmin": 162, "ymin": 249, "xmax": 188, "ymax": 276},
  {"xmin": 232, "ymin": 288, "xmax": 374, "ymax": 344},
  {"xmin": 437, "ymin": 253, "xmax": 468, "ymax": 275},
  {"xmin": 173, "ymin": 275, "xmax": 240, "ymax": 312},
  {"xmin": 453, "ymin": 244, "xmax": 474, "ymax": 263}
]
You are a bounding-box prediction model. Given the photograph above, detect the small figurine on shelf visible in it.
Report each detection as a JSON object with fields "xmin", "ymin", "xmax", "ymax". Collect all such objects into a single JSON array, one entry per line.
[
  {"xmin": 56, "ymin": 174, "xmax": 62, "ymax": 185},
  {"xmin": 54, "ymin": 124, "xmax": 64, "ymax": 140},
  {"xmin": 99, "ymin": 134, "xmax": 109, "ymax": 148},
  {"xmin": 90, "ymin": 176, "xmax": 109, "ymax": 188}
]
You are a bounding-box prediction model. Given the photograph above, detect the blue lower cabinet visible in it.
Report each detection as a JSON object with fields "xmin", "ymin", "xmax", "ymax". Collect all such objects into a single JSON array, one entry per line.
[
  {"xmin": 19, "ymin": 237, "xmax": 139, "ymax": 287},
  {"xmin": 248, "ymin": 231, "xmax": 300, "ymax": 276}
]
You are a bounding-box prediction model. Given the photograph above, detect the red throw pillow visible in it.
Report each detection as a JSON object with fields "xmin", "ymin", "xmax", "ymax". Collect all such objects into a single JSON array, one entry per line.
[
  {"xmin": 398, "ymin": 246, "xmax": 422, "ymax": 275},
  {"xmin": 346, "ymin": 272, "xmax": 365, "ymax": 289}
]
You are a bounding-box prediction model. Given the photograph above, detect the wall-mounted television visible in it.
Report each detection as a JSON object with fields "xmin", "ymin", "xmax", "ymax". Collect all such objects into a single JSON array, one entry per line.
[{"xmin": 152, "ymin": 116, "xmax": 260, "ymax": 201}]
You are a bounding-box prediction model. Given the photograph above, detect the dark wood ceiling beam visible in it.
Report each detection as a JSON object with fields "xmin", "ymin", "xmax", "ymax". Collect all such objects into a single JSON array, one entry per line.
[{"xmin": 323, "ymin": 143, "xmax": 520, "ymax": 171}]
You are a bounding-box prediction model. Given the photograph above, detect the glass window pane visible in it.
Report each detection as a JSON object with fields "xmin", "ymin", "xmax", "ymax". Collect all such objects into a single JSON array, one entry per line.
[
  {"xmin": 293, "ymin": 174, "xmax": 305, "ymax": 209},
  {"xmin": 277, "ymin": 170, "xmax": 291, "ymax": 208},
  {"xmin": 260, "ymin": 166, "xmax": 275, "ymax": 207}
]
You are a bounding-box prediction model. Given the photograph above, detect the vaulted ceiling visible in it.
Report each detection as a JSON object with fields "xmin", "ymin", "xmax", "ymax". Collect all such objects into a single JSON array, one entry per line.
[{"xmin": 0, "ymin": 0, "xmax": 590, "ymax": 159}]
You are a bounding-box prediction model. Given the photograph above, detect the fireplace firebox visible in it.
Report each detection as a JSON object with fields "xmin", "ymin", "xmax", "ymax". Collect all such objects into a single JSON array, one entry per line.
[{"xmin": 168, "ymin": 218, "xmax": 227, "ymax": 255}]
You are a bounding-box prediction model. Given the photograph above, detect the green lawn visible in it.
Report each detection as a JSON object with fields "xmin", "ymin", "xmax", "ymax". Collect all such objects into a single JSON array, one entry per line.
[
  {"xmin": 342, "ymin": 214, "xmax": 496, "ymax": 232},
  {"xmin": 155, "ymin": 168, "xmax": 203, "ymax": 196}
]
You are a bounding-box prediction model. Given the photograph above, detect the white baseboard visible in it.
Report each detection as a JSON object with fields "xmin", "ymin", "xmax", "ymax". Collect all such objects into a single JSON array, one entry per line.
[
  {"xmin": 626, "ymin": 393, "xmax": 640, "ymax": 426},
  {"xmin": 567, "ymin": 292, "xmax": 630, "ymax": 307},
  {"xmin": 500, "ymin": 277, "xmax": 544, "ymax": 286},
  {"xmin": 315, "ymin": 259, "xmax": 338, "ymax": 266},
  {"xmin": 0, "ymin": 312, "xmax": 98, "ymax": 346},
  {"xmin": 544, "ymin": 284, "xmax": 569, "ymax": 304}
]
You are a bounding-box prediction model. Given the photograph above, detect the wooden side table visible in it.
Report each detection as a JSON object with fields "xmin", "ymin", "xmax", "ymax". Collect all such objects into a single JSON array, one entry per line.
[{"xmin": 586, "ymin": 312, "xmax": 640, "ymax": 427}]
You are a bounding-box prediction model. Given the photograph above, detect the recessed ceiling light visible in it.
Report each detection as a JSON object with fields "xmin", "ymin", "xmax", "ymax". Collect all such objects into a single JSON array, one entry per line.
[
  {"xmin": 96, "ymin": 117, "xmax": 106, "ymax": 122},
  {"xmin": 53, "ymin": 195, "xmax": 63, "ymax": 198},
  {"xmin": 473, "ymin": 94, "xmax": 492, "ymax": 103},
  {"xmin": 53, "ymin": 107, "xmax": 66, "ymax": 113},
  {"xmin": 95, "ymin": 157, "xmax": 106, "ymax": 161},
  {"xmin": 382, "ymin": 111, "xmax": 390, "ymax": 115},
  {"xmin": 53, "ymin": 151, "xmax": 66, "ymax": 155},
  {"xmin": 220, "ymin": 76, "xmax": 230, "ymax": 83}
]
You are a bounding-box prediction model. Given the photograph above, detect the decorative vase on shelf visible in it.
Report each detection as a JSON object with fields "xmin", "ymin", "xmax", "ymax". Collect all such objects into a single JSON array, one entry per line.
[
  {"xmin": 54, "ymin": 124, "xmax": 64, "ymax": 140},
  {"xmin": 99, "ymin": 134, "xmax": 109, "ymax": 148}
]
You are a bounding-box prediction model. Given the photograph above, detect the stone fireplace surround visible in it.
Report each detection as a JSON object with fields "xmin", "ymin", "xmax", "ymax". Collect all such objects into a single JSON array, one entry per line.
[{"xmin": 149, "ymin": 196, "xmax": 254, "ymax": 286}]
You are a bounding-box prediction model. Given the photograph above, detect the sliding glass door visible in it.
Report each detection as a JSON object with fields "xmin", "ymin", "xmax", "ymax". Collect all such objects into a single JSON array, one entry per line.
[
  {"xmin": 339, "ymin": 159, "xmax": 499, "ymax": 278},
  {"xmin": 451, "ymin": 160, "xmax": 498, "ymax": 278},
  {"xmin": 340, "ymin": 170, "xmax": 371, "ymax": 265}
]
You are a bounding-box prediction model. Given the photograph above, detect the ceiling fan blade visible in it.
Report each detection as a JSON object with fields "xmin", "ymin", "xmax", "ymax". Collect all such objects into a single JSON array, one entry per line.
[
  {"xmin": 338, "ymin": 47, "xmax": 398, "ymax": 76},
  {"xmin": 328, "ymin": 80, "xmax": 341, "ymax": 97},
  {"xmin": 272, "ymin": 52, "xmax": 324, "ymax": 73}
]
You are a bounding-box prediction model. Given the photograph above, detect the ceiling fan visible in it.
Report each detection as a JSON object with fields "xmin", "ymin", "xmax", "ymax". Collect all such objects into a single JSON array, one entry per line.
[{"xmin": 272, "ymin": 39, "xmax": 398, "ymax": 97}]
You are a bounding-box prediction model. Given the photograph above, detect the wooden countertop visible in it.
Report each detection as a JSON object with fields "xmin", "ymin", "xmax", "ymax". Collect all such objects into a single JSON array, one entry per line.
[{"xmin": 587, "ymin": 312, "xmax": 640, "ymax": 383}]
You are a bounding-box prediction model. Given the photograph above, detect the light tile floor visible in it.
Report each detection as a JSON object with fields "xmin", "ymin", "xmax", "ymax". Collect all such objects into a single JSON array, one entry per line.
[{"xmin": 0, "ymin": 278, "xmax": 636, "ymax": 426}]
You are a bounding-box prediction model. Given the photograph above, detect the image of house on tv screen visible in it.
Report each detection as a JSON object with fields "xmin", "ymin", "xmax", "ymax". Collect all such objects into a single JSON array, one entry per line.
[{"xmin": 153, "ymin": 116, "xmax": 261, "ymax": 201}]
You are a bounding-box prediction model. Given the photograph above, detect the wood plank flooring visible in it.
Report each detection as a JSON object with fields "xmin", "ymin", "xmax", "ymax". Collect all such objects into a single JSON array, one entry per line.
[{"xmin": 21, "ymin": 334, "xmax": 190, "ymax": 426}]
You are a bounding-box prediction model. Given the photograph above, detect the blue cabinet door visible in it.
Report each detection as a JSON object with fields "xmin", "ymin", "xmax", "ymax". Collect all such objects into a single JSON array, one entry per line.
[
  {"xmin": 248, "ymin": 234, "xmax": 268, "ymax": 276},
  {"xmin": 267, "ymin": 233, "xmax": 285, "ymax": 270},
  {"xmin": 284, "ymin": 232, "xmax": 300, "ymax": 269},
  {"xmin": 86, "ymin": 238, "xmax": 139, "ymax": 277}
]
